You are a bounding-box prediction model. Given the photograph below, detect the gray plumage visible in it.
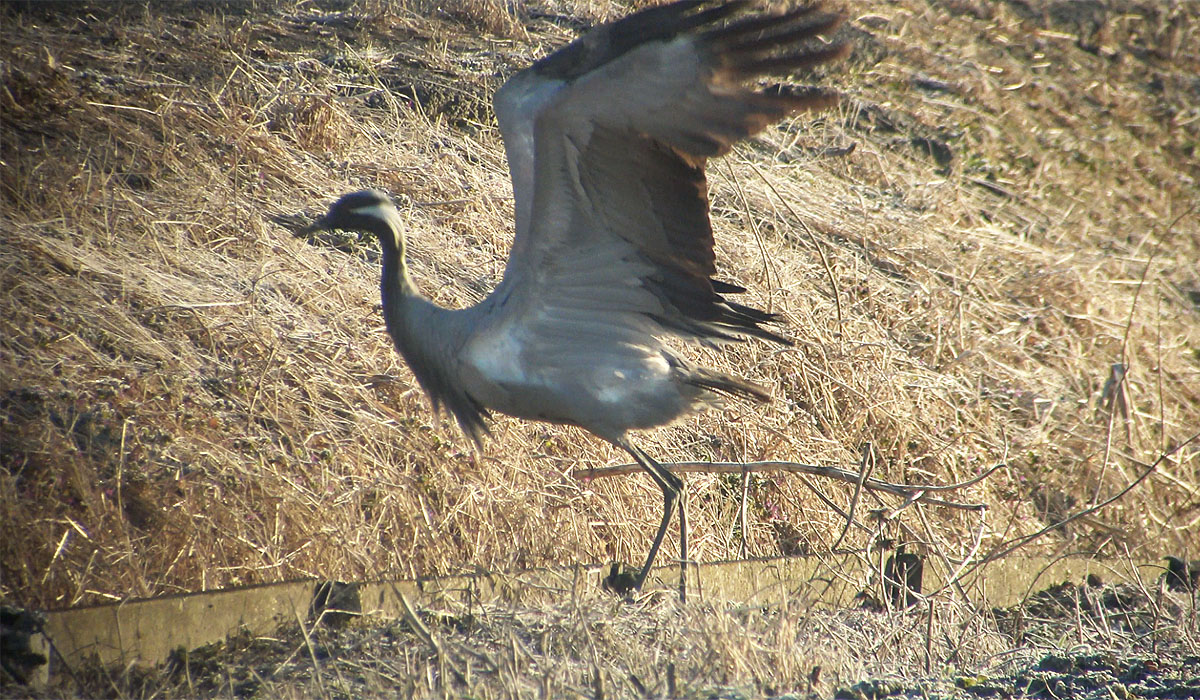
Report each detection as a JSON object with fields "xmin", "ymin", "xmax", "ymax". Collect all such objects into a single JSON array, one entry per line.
[{"xmin": 303, "ymin": 0, "xmax": 846, "ymax": 598}]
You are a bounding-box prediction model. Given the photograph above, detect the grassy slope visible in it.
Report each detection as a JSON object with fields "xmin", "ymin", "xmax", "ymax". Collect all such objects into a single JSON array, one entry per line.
[{"xmin": 1, "ymin": 0, "xmax": 1198, "ymax": 610}]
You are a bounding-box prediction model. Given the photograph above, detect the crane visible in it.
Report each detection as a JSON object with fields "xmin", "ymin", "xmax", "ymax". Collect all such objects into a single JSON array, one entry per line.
[{"xmin": 302, "ymin": 0, "xmax": 847, "ymax": 600}]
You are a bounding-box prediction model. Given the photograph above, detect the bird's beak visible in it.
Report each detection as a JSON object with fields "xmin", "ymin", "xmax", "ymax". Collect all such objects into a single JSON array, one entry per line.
[{"xmin": 298, "ymin": 216, "xmax": 330, "ymax": 236}]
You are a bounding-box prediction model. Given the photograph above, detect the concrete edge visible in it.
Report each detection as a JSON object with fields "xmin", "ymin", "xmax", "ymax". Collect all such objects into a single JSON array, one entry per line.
[{"xmin": 36, "ymin": 555, "xmax": 1171, "ymax": 681}]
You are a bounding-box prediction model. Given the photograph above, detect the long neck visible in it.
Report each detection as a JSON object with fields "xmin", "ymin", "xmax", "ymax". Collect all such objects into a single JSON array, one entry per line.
[
  {"xmin": 369, "ymin": 208, "xmax": 489, "ymax": 441},
  {"xmin": 373, "ymin": 208, "xmax": 420, "ymax": 305},
  {"xmin": 369, "ymin": 208, "xmax": 469, "ymax": 379},
  {"xmin": 371, "ymin": 209, "xmax": 444, "ymax": 379}
]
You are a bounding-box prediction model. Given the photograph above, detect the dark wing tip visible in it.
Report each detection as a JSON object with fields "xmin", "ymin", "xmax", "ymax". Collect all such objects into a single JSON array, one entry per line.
[
  {"xmin": 729, "ymin": 42, "xmax": 851, "ymax": 79},
  {"xmin": 532, "ymin": 0, "xmax": 772, "ymax": 82},
  {"xmin": 760, "ymin": 82, "xmax": 844, "ymax": 112}
]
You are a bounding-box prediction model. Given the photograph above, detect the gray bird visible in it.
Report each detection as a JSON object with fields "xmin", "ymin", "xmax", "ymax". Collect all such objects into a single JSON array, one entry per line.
[{"xmin": 303, "ymin": 0, "xmax": 846, "ymax": 599}]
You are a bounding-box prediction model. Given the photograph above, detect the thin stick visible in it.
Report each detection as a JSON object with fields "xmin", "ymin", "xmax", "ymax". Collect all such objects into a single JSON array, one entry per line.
[
  {"xmin": 388, "ymin": 583, "xmax": 468, "ymax": 686},
  {"xmin": 960, "ymin": 431, "xmax": 1200, "ymax": 578},
  {"xmin": 832, "ymin": 444, "xmax": 875, "ymax": 550},
  {"xmin": 739, "ymin": 466, "xmax": 750, "ymax": 559},
  {"xmin": 799, "ymin": 475, "xmax": 874, "ymax": 536},
  {"xmin": 1098, "ymin": 204, "xmax": 1194, "ymax": 495},
  {"xmin": 293, "ymin": 610, "xmax": 332, "ymax": 700},
  {"xmin": 745, "ymin": 158, "xmax": 844, "ymax": 332},
  {"xmin": 725, "ymin": 158, "xmax": 777, "ymax": 300},
  {"xmin": 924, "ymin": 599, "xmax": 934, "ymax": 674},
  {"xmin": 574, "ymin": 461, "xmax": 997, "ymax": 511}
]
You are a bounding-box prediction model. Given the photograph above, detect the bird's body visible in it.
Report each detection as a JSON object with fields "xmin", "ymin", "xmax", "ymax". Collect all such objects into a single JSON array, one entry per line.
[{"xmin": 304, "ymin": 0, "xmax": 847, "ymax": 598}]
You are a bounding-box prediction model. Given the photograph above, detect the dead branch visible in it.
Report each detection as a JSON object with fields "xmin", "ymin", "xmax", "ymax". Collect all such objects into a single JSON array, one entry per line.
[
  {"xmin": 571, "ymin": 460, "xmax": 1002, "ymax": 512},
  {"xmin": 960, "ymin": 430, "xmax": 1200, "ymax": 578}
]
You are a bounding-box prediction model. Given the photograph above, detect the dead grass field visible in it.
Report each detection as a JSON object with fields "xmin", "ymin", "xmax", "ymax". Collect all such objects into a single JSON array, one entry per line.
[{"xmin": 2, "ymin": 0, "xmax": 1198, "ymax": 650}]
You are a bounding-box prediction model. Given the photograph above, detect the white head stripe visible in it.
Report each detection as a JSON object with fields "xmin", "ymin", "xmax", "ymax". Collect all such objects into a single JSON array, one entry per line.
[{"xmin": 350, "ymin": 203, "xmax": 393, "ymax": 221}]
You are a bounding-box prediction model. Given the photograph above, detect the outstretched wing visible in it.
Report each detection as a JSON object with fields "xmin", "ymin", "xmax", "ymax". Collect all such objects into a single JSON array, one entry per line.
[{"xmin": 488, "ymin": 0, "xmax": 847, "ymax": 347}]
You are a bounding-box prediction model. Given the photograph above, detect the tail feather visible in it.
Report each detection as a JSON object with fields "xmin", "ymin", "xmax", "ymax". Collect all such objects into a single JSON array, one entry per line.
[{"xmin": 687, "ymin": 368, "xmax": 771, "ymax": 403}]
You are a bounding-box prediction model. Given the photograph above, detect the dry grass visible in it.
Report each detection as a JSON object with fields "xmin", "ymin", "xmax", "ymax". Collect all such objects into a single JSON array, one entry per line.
[
  {"xmin": 1, "ymin": 0, "xmax": 1198, "ymax": 622},
  {"xmin": 54, "ymin": 582, "xmax": 1200, "ymax": 698}
]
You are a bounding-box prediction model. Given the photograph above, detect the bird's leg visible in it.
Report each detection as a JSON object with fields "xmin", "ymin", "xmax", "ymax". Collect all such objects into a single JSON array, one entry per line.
[
  {"xmin": 678, "ymin": 472, "xmax": 688, "ymax": 603},
  {"xmin": 619, "ymin": 440, "xmax": 686, "ymax": 601}
]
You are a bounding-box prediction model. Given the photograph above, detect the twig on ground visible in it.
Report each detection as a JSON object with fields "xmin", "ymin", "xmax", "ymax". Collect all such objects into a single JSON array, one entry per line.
[
  {"xmin": 292, "ymin": 610, "xmax": 332, "ymax": 700},
  {"xmin": 572, "ymin": 460, "xmax": 998, "ymax": 511},
  {"xmin": 800, "ymin": 474, "xmax": 874, "ymax": 537},
  {"xmin": 833, "ymin": 444, "xmax": 877, "ymax": 550},
  {"xmin": 961, "ymin": 432, "xmax": 1200, "ymax": 578},
  {"xmin": 388, "ymin": 583, "xmax": 468, "ymax": 686}
]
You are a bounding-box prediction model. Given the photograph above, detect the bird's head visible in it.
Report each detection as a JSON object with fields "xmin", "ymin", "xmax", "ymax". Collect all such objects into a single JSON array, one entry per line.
[{"xmin": 302, "ymin": 189, "xmax": 400, "ymax": 243}]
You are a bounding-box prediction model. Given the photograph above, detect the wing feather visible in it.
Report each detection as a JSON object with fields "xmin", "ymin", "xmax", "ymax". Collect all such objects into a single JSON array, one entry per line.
[{"xmin": 488, "ymin": 0, "xmax": 845, "ymax": 362}]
